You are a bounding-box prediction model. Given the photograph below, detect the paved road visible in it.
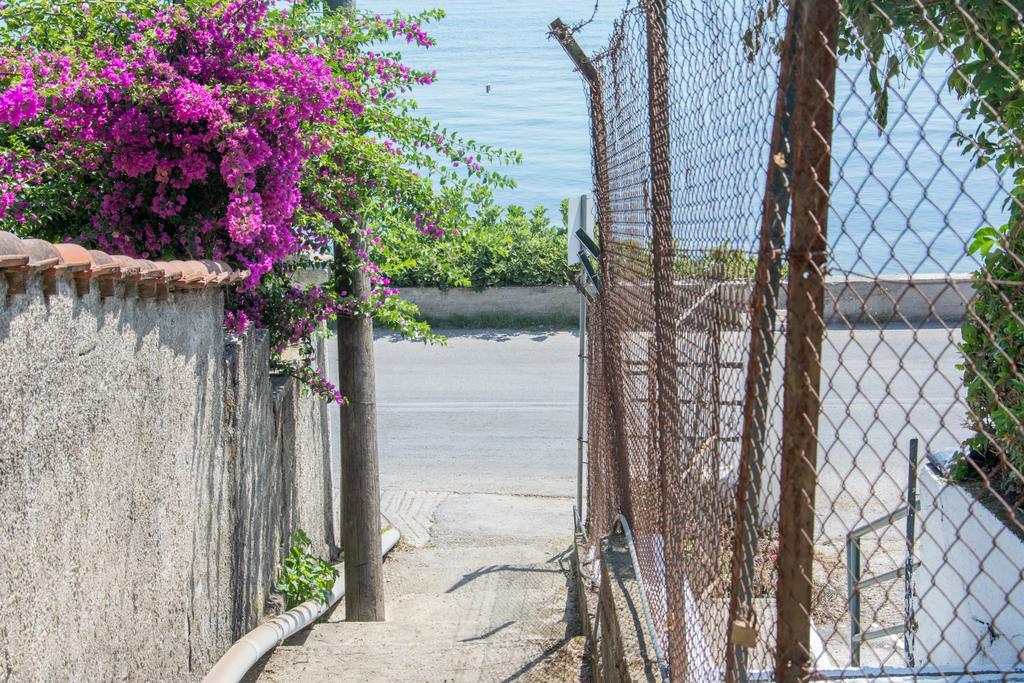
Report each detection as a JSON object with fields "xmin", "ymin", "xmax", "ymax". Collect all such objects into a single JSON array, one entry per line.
[
  {"xmin": 332, "ymin": 329, "xmax": 581, "ymax": 499},
  {"xmin": 252, "ymin": 329, "xmax": 585, "ymax": 682}
]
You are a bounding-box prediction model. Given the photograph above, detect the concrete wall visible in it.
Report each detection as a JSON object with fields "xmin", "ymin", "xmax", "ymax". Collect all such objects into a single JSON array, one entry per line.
[
  {"xmin": 401, "ymin": 274, "xmax": 974, "ymax": 328},
  {"xmin": 0, "ymin": 271, "xmax": 333, "ymax": 681},
  {"xmin": 401, "ymin": 285, "xmax": 580, "ymax": 326},
  {"xmin": 818, "ymin": 273, "xmax": 974, "ymax": 326}
]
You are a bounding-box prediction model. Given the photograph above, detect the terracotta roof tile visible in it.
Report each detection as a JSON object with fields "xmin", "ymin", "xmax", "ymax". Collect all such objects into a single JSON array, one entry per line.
[
  {"xmin": 174, "ymin": 260, "xmax": 210, "ymax": 286},
  {"xmin": 0, "ymin": 234, "xmax": 244, "ymax": 299},
  {"xmin": 87, "ymin": 250, "xmax": 121, "ymax": 277},
  {"xmin": 53, "ymin": 243, "xmax": 92, "ymax": 272},
  {"xmin": 54, "ymin": 243, "xmax": 95, "ymax": 295},
  {"xmin": 0, "ymin": 231, "xmax": 28, "ymax": 269},
  {"xmin": 111, "ymin": 255, "xmax": 142, "ymax": 279},
  {"xmin": 155, "ymin": 261, "xmax": 183, "ymax": 282},
  {"xmin": 20, "ymin": 239, "xmax": 60, "ymax": 270},
  {"xmin": 200, "ymin": 259, "xmax": 233, "ymax": 284},
  {"xmin": 133, "ymin": 259, "xmax": 164, "ymax": 281}
]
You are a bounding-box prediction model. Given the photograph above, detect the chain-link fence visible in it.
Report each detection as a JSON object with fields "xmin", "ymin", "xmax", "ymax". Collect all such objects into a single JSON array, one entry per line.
[{"xmin": 556, "ymin": 0, "xmax": 1024, "ymax": 680}]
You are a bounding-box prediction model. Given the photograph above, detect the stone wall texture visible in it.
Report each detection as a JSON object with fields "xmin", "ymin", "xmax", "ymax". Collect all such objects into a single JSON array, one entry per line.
[{"xmin": 0, "ymin": 271, "xmax": 334, "ymax": 681}]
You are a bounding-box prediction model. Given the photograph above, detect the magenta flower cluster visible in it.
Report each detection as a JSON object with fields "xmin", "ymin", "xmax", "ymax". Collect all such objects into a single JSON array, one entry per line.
[
  {"xmin": 0, "ymin": 1, "xmax": 344, "ymax": 286},
  {"xmin": 0, "ymin": 152, "xmax": 41, "ymax": 223},
  {"xmin": 375, "ymin": 15, "xmax": 434, "ymax": 48},
  {"xmin": 0, "ymin": 1, "xmax": 438, "ymax": 287},
  {"xmin": 0, "ymin": 74, "xmax": 38, "ymax": 127}
]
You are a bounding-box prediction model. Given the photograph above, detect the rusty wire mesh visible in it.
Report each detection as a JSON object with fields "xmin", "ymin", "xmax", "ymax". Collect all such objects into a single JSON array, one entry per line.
[{"xmin": 576, "ymin": 0, "xmax": 1024, "ymax": 680}]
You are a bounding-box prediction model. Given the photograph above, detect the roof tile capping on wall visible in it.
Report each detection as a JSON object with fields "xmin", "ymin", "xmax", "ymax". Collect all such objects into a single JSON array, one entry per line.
[{"xmin": 0, "ymin": 230, "xmax": 248, "ymax": 299}]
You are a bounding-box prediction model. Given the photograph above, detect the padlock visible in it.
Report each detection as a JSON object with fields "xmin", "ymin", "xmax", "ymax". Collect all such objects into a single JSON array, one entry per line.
[{"xmin": 731, "ymin": 619, "xmax": 758, "ymax": 649}]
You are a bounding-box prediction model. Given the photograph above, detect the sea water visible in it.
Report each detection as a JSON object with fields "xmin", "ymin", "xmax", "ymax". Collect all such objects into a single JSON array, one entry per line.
[{"xmin": 367, "ymin": 0, "xmax": 1010, "ymax": 274}]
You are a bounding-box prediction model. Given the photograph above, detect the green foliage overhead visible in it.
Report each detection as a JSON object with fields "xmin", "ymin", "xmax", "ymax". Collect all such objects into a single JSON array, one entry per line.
[{"xmin": 0, "ymin": 0, "xmax": 521, "ymax": 403}]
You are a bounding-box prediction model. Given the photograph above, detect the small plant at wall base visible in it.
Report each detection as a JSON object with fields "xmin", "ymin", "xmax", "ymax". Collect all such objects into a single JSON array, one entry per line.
[
  {"xmin": 0, "ymin": 0, "xmax": 518, "ymax": 404},
  {"xmin": 276, "ymin": 529, "xmax": 338, "ymax": 610}
]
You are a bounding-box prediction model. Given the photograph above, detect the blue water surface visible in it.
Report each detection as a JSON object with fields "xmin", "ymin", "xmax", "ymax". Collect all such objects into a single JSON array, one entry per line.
[{"xmin": 366, "ymin": 0, "xmax": 617, "ymax": 214}]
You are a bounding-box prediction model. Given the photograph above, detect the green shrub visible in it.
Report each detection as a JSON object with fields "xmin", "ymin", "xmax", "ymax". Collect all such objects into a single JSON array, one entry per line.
[
  {"xmin": 956, "ymin": 224, "xmax": 1024, "ymax": 488},
  {"xmin": 674, "ymin": 243, "xmax": 767, "ymax": 280},
  {"xmin": 275, "ymin": 529, "xmax": 338, "ymax": 610},
  {"xmin": 377, "ymin": 204, "xmax": 573, "ymax": 288}
]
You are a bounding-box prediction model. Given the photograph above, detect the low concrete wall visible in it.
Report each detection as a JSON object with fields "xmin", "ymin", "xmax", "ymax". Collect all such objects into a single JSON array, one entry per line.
[
  {"xmin": 0, "ymin": 272, "xmax": 333, "ymax": 681},
  {"xmin": 817, "ymin": 273, "xmax": 974, "ymax": 325},
  {"xmin": 401, "ymin": 274, "xmax": 974, "ymax": 328},
  {"xmin": 401, "ymin": 285, "xmax": 579, "ymax": 326}
]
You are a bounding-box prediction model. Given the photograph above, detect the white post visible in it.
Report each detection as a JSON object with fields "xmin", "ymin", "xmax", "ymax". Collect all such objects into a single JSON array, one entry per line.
[{"xmin": 568, "ymin": 194, "xmax": 595, "ymax": 526}]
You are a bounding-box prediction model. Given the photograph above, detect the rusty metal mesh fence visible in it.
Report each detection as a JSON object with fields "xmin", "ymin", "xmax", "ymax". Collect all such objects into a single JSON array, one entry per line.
[{"xmin": 568, "ymin": 0, "xmax": 1024, "ymax": 680}]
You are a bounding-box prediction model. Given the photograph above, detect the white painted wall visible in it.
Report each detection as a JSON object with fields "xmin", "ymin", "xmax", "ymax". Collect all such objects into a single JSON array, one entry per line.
[{"xmin": 913, "ymin": 462, "xmax": 1024, "ymax": 671}]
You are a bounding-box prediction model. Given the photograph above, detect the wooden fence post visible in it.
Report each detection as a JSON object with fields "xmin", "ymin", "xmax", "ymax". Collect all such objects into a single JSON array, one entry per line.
[
  {"xmin": 775, "ymin": 1, "xmax": 839, "ymax": 680},
  {"xmin": 327, "ymin": 0, "xmax": 386, "ymax": 622}
]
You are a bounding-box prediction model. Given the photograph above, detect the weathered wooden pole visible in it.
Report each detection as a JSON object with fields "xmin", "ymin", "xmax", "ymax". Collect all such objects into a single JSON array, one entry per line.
[
  {"xmin": 775, "ymin": 1, "xmax": 839, "ymax": 679},
  {"xmin": 327, "ymin": 0, "xmax": 385, "ymax": 622}
]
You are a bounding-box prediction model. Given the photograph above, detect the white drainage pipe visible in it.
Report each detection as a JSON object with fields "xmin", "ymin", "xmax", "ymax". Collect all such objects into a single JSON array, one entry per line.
[{"xmin": 203, "ymin": 527, "xmax": 401, "ymax": 683}]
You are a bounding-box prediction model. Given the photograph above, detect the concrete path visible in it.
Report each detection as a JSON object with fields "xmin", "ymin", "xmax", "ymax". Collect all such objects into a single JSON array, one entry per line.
[{"xmin": 250, "ymin": 329, "xmax": 585, "ymax": 682}]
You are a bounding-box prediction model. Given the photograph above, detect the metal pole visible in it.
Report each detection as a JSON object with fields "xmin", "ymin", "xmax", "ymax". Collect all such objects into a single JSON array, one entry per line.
[
  {"xmin": 725, "ymin": 4, "xmax": 802, "ymax": 681},
  {"xmin": 847, "ymin": 536, "xmax": 862, "ymax": 667},
  {"xmin": 710, "ymin": 266, "xmax": 723, "ymax": 484},
  {"xmin": 904, "ymin": 438, "xmax": 919, "ymax": 666},
  {"xmin": 615, "ymin": 514, "xmax": 672, "ymax": 681},
  {"xmin": 550, "ymin": 17, "xmax": 635, "ymax": 524},
  {"xmin": 578, "ymin": 261, "xmax": 587, "ymax": 524},
  {"xmin": 775, "ymin": 1, "xmax": 839, "ymax": 680},
  {"xmin": 549, "ymin": 19, "xmax": 600, "ymax": 84}
]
